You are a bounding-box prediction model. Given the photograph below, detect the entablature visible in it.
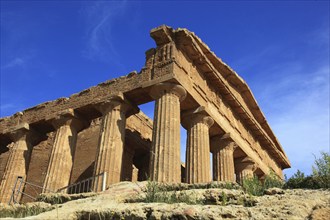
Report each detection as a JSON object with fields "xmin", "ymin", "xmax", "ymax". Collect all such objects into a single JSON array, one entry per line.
[{"xmin": 149, "ymin": 25, "xmax": 290, "ymax": 169}]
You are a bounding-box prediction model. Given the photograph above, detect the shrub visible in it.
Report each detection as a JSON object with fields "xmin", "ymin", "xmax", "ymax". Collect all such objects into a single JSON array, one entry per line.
[
  {"xmin": 284, "ymin": 152, "xmax": 330, "ymax": 189},
  {"xmin": 220, "ymin": 191, "xmax": 228, "ymax": 206},
  {"xmin": 143, "ymin": 180, "xmax": 161, "ymax": 203},
  {"xmin": 284, "ymin": 171, "xmax": 323, "ymax": 189},
  {"xmin": 242, "ymin": 175, "xmax": 264, "ymax": 196},
  {"xmin": 312, "ymin": 152, "xmax": 330, "ymax": 188},
  {"xmin": 284, "ymin": 170, "xmax": 306, "ymax": 189},
  {"xmin": 242, "ymin": 169, "xmax": 283, "ymax": 196},
  {"xmin": 0, "ymin": 203, "xmax": 53, "ymax": 218},
  {"xmin": 263, "ymin": 170, "xmax": 284, "ymax": 189},
  {"xmin": 142, "ymin": 181, "xmax": 203, "ymax": 204}
]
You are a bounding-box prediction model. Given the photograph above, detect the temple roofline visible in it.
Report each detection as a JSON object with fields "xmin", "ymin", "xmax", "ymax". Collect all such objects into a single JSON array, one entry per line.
[{"xmin": 150, "ymin": 25, "xmax": 290, "ymax": 168}]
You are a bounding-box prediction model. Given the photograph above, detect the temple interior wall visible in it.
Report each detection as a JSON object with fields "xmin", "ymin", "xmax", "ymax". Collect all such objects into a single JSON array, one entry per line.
[
  {"xmin": 21, "ymin": 132, "xmax": 55, "ymax": 203},
  {"xmin": 69, "ymin": 118, "xmax": 101, "ymax": 185},
  {"xmin": 0, "ymin": 150, "xmax": 10, "ymax": 184},
  {"xmin": 121, "ymin": 143, "xmax": 135, "ymax": 181}
]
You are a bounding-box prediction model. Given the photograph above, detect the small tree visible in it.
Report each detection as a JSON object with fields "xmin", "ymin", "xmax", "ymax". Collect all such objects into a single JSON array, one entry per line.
[
  {"xmin": 284, "ymin": 169, "xmax": 306, "ymax": 189},
  {"xmin": 312, "ymin": 152, "xmax": 330, "ymax": 188},
  {"xmin": 284, "ymin": 152, "xmax": 330, "ymax": 189}
]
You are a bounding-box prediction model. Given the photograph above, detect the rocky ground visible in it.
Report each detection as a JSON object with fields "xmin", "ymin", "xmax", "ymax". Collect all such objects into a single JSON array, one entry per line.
[{"xmin": 1, "ymin": 181, "xmax": 329, "ymax": 220}]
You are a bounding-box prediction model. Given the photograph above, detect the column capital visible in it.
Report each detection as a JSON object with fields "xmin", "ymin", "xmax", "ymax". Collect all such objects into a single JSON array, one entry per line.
[
  {"xmin": 7, "ymin": 123, "xmax": 41, "ymax": 145},
  {"xmin": 47, "ymin": 109, "xmax": 87, "ymax": 131},
  {"xmin": 96, "ymin": 95, "xmax": 139, "ymax": 117},
  {"xmin": 182, "ymin": 106, "xmax": 214, "ymax": 129},
  {"xmin": 150, "ymin": 82, "xmax": 186, "ymax": 101},
  {"xmin": 8, "ymin": 123, "xmax": 30, "ymax": 141},
  {"xmin": 210, "ymin": 133, "xmax": 237, "ymax": 152},
  {"xmin": 235, "ymin": 156, "xmax": 257, "ymax": 171}
]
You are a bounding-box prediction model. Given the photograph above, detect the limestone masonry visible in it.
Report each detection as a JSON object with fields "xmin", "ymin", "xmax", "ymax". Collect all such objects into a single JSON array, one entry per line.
[{"xmin": 0, "ymin": 25, "xmax": 290, "ymax": 204}]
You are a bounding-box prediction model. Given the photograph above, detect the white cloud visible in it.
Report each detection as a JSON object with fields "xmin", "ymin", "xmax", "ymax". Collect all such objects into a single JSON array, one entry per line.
[
  {"xmin": 256, "ymin": 63, "xmax": 329, "ymax": 177},
  {"xmin": 2, "ymin": 57, "xmax": 25, "ymax": 69},
  {"xmin": 1, "ymin": 51, "xmax": 36, "ymax": 73},
  {"xmin": 81, "ymin": 0, "xmax": 127, "ymax": 62}
]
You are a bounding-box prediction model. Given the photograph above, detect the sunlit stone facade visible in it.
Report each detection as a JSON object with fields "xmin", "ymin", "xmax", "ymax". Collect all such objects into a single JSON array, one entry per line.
[{"xmin": 0, "ymin": 26, "xmax": 290, "ymax": 204}]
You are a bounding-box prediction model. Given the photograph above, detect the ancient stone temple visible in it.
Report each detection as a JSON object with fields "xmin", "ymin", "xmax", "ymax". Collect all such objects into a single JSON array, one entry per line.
[{"xmin": 0, "ymin": 25, "xmax": 290, "ymax": 204}]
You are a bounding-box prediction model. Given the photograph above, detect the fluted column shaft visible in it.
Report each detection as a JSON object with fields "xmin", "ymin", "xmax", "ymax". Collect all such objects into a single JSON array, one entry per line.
[
  {"xmin": 0, "ymin": 124, "xmax": 33, "ymax": 204},
  {"xmin": 149, "ymin": 83, "xmax": 186, "ymax": 183},
  {"xmin": 93, "ymin": 100, "xmax": 130, "ymax": 191},
  {"xmin": 184, "ymin": 113, "xmax": 214, "ymax": 184},
  {"xmin": 211, "ymin": 135, "xmax": 236, "ymax": 182},
  {"xmin": 43, "ymin": 115, "xmax": 82, "ymax": 192},
  {"xmin": 235, "ymin": 157, "xmax": 255, "ymax": 184}
]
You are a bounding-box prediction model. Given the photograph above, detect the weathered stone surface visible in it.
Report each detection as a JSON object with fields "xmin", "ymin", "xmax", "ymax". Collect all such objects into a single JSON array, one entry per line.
[
  {"xmin": 16, "ymin": 182, "xmax": 330, "ymax": 220},
  {"xmin": 43, "ymin": 110, "xmax": 85, "ymax": 192},
  {"xmin": 0, "ymin": 201, "xmax": 52, "ymax": 218},
  {"xmin": 182, "ymin": 107, "xmax": 214, "ymax": 184},
  {"xmin": 69, "ymin": 119, "xmax": 100, "ymax": 186},
  {"xmin": 149, "ymin": 83, "xmax": 186, "ymax": 183},
  {"xmin": 21, "ymin": 132, "xmax": 54, "ymax": 203},
  {"xmin": 0, "ymin": 26, "xmax": 291, "ymax": 204},
  {"xmin": 0, "ymin": 124, "xmax": 36, "ymax": 204},
  {"xmin": 235, "ymin": 156, "xmax": 256, "ymax": 183},
  {"xmin": 264, "ymin": 187, "xmax": 285, "ymax": 195},
  {"xmin": 93, "ymin": 97, "xmax": 134, "ymax": 190},
  {"xmin": 211, "ymin": 134, "xmax": 237, "ymax": 182}
]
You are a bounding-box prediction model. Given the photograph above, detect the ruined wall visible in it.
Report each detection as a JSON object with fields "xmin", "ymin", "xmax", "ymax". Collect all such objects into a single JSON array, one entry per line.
[
  {"xmin": 134, "ymin": 154, "xmax": 150, "ymax": 181},
  {"xmin": 69, "ymin": 112, "xmax": 153, "ymax": 186},
  {"xmin": 21, "ymin": 132, "xmax": 55, "ymax": 203},
  {"xmin": 121, "ymin": 144, "xmax": 135, "ymax": 181},
  {"xmin": 0, "ymin": 26, "xmax": 290, "ymax": 199},
  {"xmin": 70, "ymin": 118, "xmax": 101, "ymax": 185},
  {"xmin": 0, "ymin": 150, "xmax": 10, "ymax": 183}
]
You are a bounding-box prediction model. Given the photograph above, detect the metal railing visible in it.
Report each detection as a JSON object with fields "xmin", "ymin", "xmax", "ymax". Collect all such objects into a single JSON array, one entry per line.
[
  {"xmin": 57, "ymin": 172, "xmax": 107, "ymax": 194},
  {"xmin": 9, "ymin": 176, "xmax": 54, "ymax": 205},
  {"xmin": 8, "ymin": 172, "xmax": 107, "ymax": 204}
]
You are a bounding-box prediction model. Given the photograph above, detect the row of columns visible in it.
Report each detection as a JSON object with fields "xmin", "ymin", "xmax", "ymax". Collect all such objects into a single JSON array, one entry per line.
[
  {"xmin": 0, "ymin": 124, "xmax": 35, "ymax": 203},
  {"xmin": 0, "ymin": 95, "xmax": 136, "ymax": 203},
  {"xmin": 0, "ymin": 82, "xmax": 258, "ymax": 204},
  {"xmin": 148, "ymin": 83, "xmax": 257, "ymax": 184},
  {"xmin": 43, "ymin": 109, "xmax": 84, "ymax": 192}
]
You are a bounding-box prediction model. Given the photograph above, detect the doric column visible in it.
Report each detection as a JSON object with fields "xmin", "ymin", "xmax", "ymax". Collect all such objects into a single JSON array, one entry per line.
[
  {"xmin": 43, "ymin": 109, "xmax": 84, "ymax": 192},
  {"xmin": 93, "ymin": 96, "xmax": 134, "ymax": 191},
  {"xmin": 149, "ymin": 83, "xmax": 186, "ymax": 183},
  {"xmin": 0, "ymin": 123, "xmax": 35, "ymax": 204},
  {"xmin": 235, "ymin": 156, "xmax": 256, "ymax": 184},
  {"xmin": 211, "ymin": 134, "xmax": 237, "ymax": 182},
  {"xmin": 182, "ymin": 108, "xmax": 214, "ymax": 184}
]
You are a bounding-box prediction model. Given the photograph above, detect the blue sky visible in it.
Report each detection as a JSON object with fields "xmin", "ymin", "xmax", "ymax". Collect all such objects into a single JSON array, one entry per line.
[{"xmin": 1, "ymin": 0, "xmax": 329, "ymax": 178}]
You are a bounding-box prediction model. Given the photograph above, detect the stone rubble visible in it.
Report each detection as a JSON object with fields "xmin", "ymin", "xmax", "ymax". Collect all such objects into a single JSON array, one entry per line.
[{"xmin": 0, "ymin": 182, "xmax": 325, "ymax": 220}]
